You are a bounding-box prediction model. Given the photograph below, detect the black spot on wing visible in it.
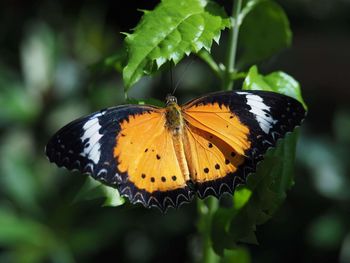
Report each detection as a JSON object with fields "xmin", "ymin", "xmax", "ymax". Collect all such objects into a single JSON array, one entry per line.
[
  {"xmin": 195, "ymin": 159, "xmax": 254, "ymax": 199},
  {"xmin": 117, "ymin": 172, "xmax": 194, "ymax": 212},
  {"xmin": 45, "ymin": 105, "xmax": 155, "ymax": 186}
]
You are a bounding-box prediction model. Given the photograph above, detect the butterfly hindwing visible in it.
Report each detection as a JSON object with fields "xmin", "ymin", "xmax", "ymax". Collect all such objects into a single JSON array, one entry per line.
[{"xmin": 182, "ymin": 90, "xmax": 306, "ymax": 198}]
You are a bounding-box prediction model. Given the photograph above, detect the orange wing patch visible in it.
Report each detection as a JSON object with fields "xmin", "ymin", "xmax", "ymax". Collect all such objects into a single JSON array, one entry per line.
[
  {"xmin": 184, "ymin": 125, "xmax": 245, "ymax": 183},
  {"xmin": 183, "ymin": 103, "xmax": 251, "ymax": 156},
  {"xmin": 183, "ymin": 103, "xmax": 251, "ymax": 197},
  {"xmin": 114, "ymin": 111, "xmax": 187, "ymax": 193}
]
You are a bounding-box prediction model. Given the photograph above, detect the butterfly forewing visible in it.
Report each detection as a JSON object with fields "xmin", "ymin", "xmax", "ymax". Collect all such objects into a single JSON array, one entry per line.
[
  {"xmin": 46, "ymin": 105, "xmax": 157, "ymax": 185},
  {"xmin": 232, "ymin": 91, "xmax": 306, "ymax": 159}
]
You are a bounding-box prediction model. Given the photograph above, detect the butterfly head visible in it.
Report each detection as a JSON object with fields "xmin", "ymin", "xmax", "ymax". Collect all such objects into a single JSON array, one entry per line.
[{"xmin": 166, "ymin": 94, "xmax": 177, "ymax": 106}]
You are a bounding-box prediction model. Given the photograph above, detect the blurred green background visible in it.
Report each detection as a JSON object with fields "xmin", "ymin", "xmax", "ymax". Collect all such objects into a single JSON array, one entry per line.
[{"xmin": 1, "ymin": 0, "xmax": 350, "ymax": 262}]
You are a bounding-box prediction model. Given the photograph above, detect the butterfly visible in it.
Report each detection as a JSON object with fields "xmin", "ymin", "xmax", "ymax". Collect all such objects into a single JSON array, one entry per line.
[{"xmin": 46, "ymin": 90, "xmax": 306, "ymax": 211}]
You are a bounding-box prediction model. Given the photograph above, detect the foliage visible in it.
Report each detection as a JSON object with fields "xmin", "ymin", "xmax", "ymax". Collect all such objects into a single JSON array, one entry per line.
[
  {"xmin": 243, "ymin": 66, "xmax": 307, "ymax": 109},
  {"xmin": 122, "ymin": 0, "xmax": 230, "ymax": 88},
  {"xmin": 4, "ymin": 0, "xmax": 350, "ymax": 263},
  {"xmin": 237, "ymin": 0, "xmax": 292, "ymax": 69}
]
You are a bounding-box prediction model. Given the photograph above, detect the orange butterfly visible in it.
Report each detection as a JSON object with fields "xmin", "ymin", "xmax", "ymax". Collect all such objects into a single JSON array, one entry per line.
[{"xmin": 46, "ymin": 91, "xmax": 306, "ymax": 211}]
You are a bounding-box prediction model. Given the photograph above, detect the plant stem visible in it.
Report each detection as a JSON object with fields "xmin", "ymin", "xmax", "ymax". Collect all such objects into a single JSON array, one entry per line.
[
  {"xmin": 197, "ymin": 50, "xmax": 222, "ymax": 79},
  {"xmin": 199, "ymin": 197, "xmax": 219, "ymax": 263},
  {"xmin": 223, "ymin": 0, "xmax": 243, "ymax": 90}
]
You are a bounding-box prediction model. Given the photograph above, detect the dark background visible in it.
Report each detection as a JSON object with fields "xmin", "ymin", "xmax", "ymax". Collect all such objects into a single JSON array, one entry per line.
[{"xmin": 1, "ymin": 0, "xmax": 350, "ymax": 262}]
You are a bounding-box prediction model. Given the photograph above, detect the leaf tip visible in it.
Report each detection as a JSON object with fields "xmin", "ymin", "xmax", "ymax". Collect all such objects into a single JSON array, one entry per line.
[{"xmin": 137, "ymin": 8, "xmax": 150, "ymax": 14}]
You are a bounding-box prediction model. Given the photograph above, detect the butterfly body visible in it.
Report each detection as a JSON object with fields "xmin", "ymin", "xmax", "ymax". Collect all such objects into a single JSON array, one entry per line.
[
  {"xmin": 165, "ymin": 99, "xmax": 191, "ymax": 185},
  {"xmin": 46, "ymin": 91, "xmax": 306, "ymax": 211}
]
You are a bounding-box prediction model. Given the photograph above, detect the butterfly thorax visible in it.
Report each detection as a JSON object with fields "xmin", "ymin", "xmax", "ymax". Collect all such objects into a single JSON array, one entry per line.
[{"xmin": 165, "ymin": 102, "xmax": 183, "ymax": 135}]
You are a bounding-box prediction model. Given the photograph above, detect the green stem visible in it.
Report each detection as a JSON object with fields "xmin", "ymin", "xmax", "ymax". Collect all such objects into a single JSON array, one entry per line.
[
  {"xmin": 199, "ymin": 197, "xmax": 219, "ymax": 263},
  {"xmin": 124, "ymin": 89, "xmax": 129, "ymax": 102},
  {"xmin": 223, "ymin": 0, "xmax": 243, "ymax": 90},
  {"xmin": 197, "ymin": 50, "xmax": 222, "ymax": 79}
]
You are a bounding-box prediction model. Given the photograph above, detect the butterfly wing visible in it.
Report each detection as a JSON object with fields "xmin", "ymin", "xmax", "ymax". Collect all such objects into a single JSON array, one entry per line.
[
  {"xmin": 46, "ymin": 105, "xmax": 193, "ymax": 211},
  {"xmin": 46, "ymin": 105, "xmax": 154, "ymax": 184},
  {"xmin": 113, "ymin": 109, "xmax": 193, "ymax": 211},
  {"xmin": 182, "ymin": 90, "xmax": 306, "ymax": 198},
  {"xmin": 47, "ymin": 90, "xmax": 306, "ymax": 210}
]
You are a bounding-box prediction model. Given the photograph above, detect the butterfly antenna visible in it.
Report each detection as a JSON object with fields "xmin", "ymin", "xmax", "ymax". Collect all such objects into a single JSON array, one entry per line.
[
  {"xmin": 170, "ymin": 62, "xmax": 174, "ymax": 94},
  {"xmin": 172, "ymin": 58, "xmax": 195, "ymax": 95}
]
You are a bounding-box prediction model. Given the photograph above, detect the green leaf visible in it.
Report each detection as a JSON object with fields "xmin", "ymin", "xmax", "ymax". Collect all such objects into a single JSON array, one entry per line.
[
  {"xmin": 239, "ymin": 0, "xmax": 264, "ymax": 22},
  {"xmin": 0, "ymin": 207, "xmax": 74, "ymax": 263},
  {"xmin": 74, "ymin": 177, "xmax": 125, "ymax": 207},
  {"xmin": 237, "ymin": 0, "xmax": 292, "ymax": 69},
  {"xmin": 242, "ymin": 65, "xmax": 271, "ymax": 91},
  {"xmin": 90, "ymin": 48, "xmax": 127, "ymax": 74},
  {"xmin": 0, "ymin": 131, "xmax": 41, "ymax": 213},
  {"xmin": 104, "ymin": 48, "xmax": 127, "ymax": 72},
  {"xmin": 123, "ymin": 0, "xmax": 230, "ymax": 88},
  {"xmin": 21, "ymin": 22, "xmax": 56, "ymax": 94},
  {"xmin": 101, "ymin": 185, "xmax": 125, "ymax": 207},
  {"xmin": 264, "ymin": 72, "xmax": 307, "ymax": 109},
  {"xmin": 220, "ymin": 247, "xmax": 251, "ymax": 263},
  {"xmin": 0, "ymin": 71, "xmax": 40, "ymax": 126},
  {"xmin": 307, "ymin": 213, "xmax": 346, "ymax": 249},
  {"xmin": 197, "ymin": 49, "xmax": 221, "ymax": 78},
  {"xmin": 243, "ymin": 65, "xmax": 307, "ymax": 109},
  {"xmin": 0, "ymin": 207, "xmax": 51, "ymax": 247}
]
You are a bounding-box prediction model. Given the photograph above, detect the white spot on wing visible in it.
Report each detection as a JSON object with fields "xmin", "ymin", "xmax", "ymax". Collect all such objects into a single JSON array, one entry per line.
[
  {"xmin": 245, "ymin": 94, "xmax": 277, "ymax": 134},
  {"xmin": 80, "ymin": 113, "xmax": 103, "ymax": 164}
]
